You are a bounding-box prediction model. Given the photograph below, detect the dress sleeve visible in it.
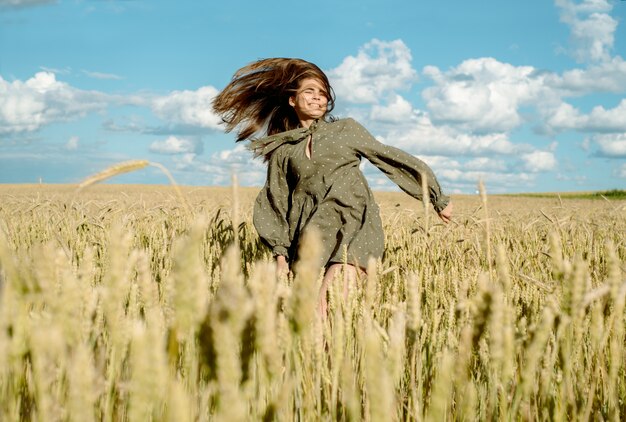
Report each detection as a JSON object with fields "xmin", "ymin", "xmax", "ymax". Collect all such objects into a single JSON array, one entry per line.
[
  {"xmin": 347, "ymin": 118, "xmax": 450, "ymax": 212},
  {"xmin": 253, "ymin": 149, "xmax": 291, "ymax": 258}
]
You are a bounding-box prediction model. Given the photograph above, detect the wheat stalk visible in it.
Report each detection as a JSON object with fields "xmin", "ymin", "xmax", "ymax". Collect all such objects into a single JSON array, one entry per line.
[
  {"xmin": 78, "ymin": 160, "xmax": 150, "ymax": 189},
  {"xmin": 1, "ymin": 185, "xmax": 624, "ymax": 420},
  {"xmin": 77, "ymin": 160, "xmax": 192, "ymax": 215}
]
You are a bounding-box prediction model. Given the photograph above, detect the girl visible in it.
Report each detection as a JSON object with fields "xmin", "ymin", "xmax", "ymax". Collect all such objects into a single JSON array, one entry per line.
[{"xmin": 212, "ymin": 58, "xmax": 452, "ymax": 311}]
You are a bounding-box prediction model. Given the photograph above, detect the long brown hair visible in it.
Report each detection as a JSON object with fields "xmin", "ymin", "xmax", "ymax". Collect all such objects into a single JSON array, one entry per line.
[{"xmin": 212, "ymin": 58, "xmax": 335, "ymax": 141}]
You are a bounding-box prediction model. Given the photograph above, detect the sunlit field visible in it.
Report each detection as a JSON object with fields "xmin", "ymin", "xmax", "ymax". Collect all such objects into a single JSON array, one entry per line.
[{"xmin": 0, "ymin": 183, "xmax": 624, "ymax": 421}]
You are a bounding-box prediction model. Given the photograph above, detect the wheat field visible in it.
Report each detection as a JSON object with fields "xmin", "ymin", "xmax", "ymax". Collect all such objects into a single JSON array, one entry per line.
[{"xmin": 0, "ymin": 183, "xmax": 624, "ymax": 421}]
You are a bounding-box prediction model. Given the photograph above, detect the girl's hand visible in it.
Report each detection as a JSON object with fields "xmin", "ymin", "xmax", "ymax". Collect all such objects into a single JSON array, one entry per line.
[
  {"xmin": 438, "ymin": 202, "xmax": 453, "ymax": 224},
  {"xmin": 276, "ymin": 255, "xmax": 290, "ymax": 277}
]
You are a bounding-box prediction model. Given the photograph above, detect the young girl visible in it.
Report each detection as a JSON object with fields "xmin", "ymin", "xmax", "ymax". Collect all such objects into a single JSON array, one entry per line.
[{"xmin": 212, "ymin": 58, "xmax": 452, "ymax": 310}]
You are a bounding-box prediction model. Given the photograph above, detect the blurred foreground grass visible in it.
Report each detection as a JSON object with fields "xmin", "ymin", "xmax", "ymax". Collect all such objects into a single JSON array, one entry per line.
[{"xmin": 0, "ymin": 184, "xmax": 624, "ymax": 421}]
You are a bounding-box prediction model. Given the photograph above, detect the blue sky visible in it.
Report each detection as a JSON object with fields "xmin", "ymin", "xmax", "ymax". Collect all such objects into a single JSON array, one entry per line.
[{"xmin": 1, "ymin": 0, "xmax": 625, "ymax": 193}]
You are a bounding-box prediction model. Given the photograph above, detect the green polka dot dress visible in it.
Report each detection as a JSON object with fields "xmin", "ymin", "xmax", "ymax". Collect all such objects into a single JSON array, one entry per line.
[{"xmin": 250, "ymin": 118, "xmax": 450, "ymax": 268}]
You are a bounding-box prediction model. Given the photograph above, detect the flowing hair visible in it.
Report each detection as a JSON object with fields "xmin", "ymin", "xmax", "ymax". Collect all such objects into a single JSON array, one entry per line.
[{"xmin": 212, "ymin": 58, "xmax": 336, "ymax": 141}]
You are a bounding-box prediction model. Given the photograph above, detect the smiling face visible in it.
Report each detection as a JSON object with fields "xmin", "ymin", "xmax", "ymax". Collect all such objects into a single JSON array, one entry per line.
[{"xmin": 288, "ymin": 78, "xmax": 329, "ymax": 127}]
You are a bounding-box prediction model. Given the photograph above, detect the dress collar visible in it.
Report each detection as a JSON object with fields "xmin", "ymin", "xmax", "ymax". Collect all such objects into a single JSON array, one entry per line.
[{"xmin": 248, "ymin": 119, "xmax": 323, "ymax": 158}]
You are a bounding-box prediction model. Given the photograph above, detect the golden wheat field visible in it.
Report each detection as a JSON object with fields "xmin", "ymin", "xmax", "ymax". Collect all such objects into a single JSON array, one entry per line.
[{"xmin": 0, "ymin": 182, "xmax": 624, "ymax": 421}]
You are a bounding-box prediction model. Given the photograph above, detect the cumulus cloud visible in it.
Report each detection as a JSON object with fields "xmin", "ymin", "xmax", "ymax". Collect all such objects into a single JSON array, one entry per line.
[
  {"xmin": 362, "ymin": 154, "xmax": 515, "ymax": 193},
  {"xmin": 357, "ymin": 106, "xmax": 556, "ymax": 192},
  {"xmin": 151, "ymin": 86, "xmax": 222, "ymax": 130},
  {"xmin": 441, "ymin": 169, "xmax": 535, "ymax": 187},
  {"xmin": 593, "ymin": 133, "xmax": 626, "ymax": 157},
  {"xmin": 420, "ymin": 54, "xmax": 626, "ymax": 137},
  {"xmin": 377, "ymin": 111, "xmax": 532, "ymax": 157},
  {"xmin": 555, "ymin": 0, "xmax": 616, "ymax": 63},
  {"xmin": 555, "ymin": 57, "xmax": 626, "ymax": 94},
  {"xmin": 464, "ymin": 157, "xmax": 508, "ymax": 172},
  {"xmin": 327, "ymin": 39, "xmax": 418, "ymax": 104},
  {"xmin": 615, "ymin": 163, "xmax": 626, "ymax": 179},
  {"xmin": 422, "ymin": 58, "xmax": 554, "ymax": 133},
  {"xmin": 149, "ymin": 136, "xmax": 202, "ymax": 155},
  {"xmin": 0, "ymin": 72, "xmax": 109, "ymax": 134},
  {"xmin": 0, "ymin": 72, "xmax": 222, "ymax": 138},
  {"xmin": 213, "ymin": 144, "xmax": 256, "ymax": 165},
  {"xmin": 369, "ymin": 94, "xmax": 413, "ymax": 123},
  {"xmin": 0, "ymin": 73, "xmax": 221, "ymax": 137},
  {"xmin": 541, "ymin": 99, "xmax": 626, "ymax": 133},
  {"xmin": 402, "ymin": 158, "xmax": 538, "ymax": 193},
  {"xmin": 177, "ymin": 144, "xmax": 265, "ymax": 186},
  {"xmin": 586, "ymin": 101, "xmax": 626, "ymax": 132},
  {"xmin": 521, "ymin": 150, "xmax": 558, "ymax": 172}
]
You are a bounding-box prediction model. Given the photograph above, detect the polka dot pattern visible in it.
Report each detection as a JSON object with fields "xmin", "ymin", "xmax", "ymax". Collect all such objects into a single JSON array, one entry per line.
[{"xmin": 252, "ymin": 118, "xmax": 450, "ymax": 267}]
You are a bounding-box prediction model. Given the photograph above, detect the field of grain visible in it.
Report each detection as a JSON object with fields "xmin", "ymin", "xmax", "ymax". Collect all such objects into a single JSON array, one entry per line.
[{"xmin": 0, "ymin": 183, "xmax": 624, "ymax": 421}]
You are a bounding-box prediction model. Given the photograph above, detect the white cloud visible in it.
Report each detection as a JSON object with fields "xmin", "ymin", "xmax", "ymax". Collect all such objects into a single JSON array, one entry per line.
[
  {"xmin": 149, "ymin": 136, "xmax": 202, "ymax": 155},
  {"xmin": 593, "ymin": 133, "xmax": 626, "ymax": 157},
  {"xmin": 65, "ymin": 136, "xmax": 79, "ymax": 151},
  {"xmin": 172, "ymin": 153, "xmax": 197, "ymax": 170},
  {"xmin": 464, "ymin": 157, "xmax": 508, "ymax": 172},
  {"xmin": 363, "ymin": 154, "xmax": 510, "ymax": 193},
  {"xmin": 555, "ymin": 0, "xmax": 616, "ymax": 63},
  {"xmin": 412, "ymin": 155, "xmax": 458, "ymax": 170},
  {"xmin": 615, "ymin": 163, "xmax": 626, "ymax": 179},
  {"xmin": 172, "ymin": 144, "xmax": 266, "ymax": 186},
  {"xmin": 82, "ymin": 70, "xmax": 123, "ymax": 80},
  {"xmin": 0, "ymin": 72, "xmax": 109, "ymax": 134},
  {"xmin": 369, "ymin": 94, "xmax": 413, "ymax": 123},
  {"xmin": 182, "ymin": 128, "xmax": 549, "ymax": 193},
  {"xmin": 521, "ymin": 150, "xmax": 558, "ymax": 172},
  {"xmin": 555, "ymin": 57, "xmax": 626, "ymax": 94},
  {"xmin": 587, "ymin": 100, "xmax": 626, "ymax": 131},
  {"xmin": 359, "ymin": 142, "xmax": 542, "ymax": 193},
  {"xmin": 540, "ymin": 101, "xmax": 586, "ymax": 132},
  {"xmin": 215, "ymin": 144, "xmax": 255, "ymax": 165},
  {"xmin": 360, "ymin": 153, "xmax": 455, "ymax": 178},
  {"xmin": 421, "ymin": 54, "xmax": 626, "ymax": 136},
  {"xmin": 376, "ymin": 111, "xmax": 531, "ymax": 156},
  {"xmin": 422, "ymin": 58, "xmax": 553, "ymax": 133},
  {"xmin": 440, "ymin": 169, "xmax": 535, "ymax": 186},
  {"xmin": 434, "ymin": 167, "xmax": 537, "ymax": 194},
  {"xmin": 40, "ymin": 66, "xmax": 71, "ymax": 75},
  {"xmin": 327, "ymin": 39, "xmax": 418, "ymax": 104},
  {"xmin": 151, "ymin": 86, "xmax": 222, "ymax": 129},
  {"xmin": 541, "ymin": 99, "xmax": 626, "ymax": 133}
]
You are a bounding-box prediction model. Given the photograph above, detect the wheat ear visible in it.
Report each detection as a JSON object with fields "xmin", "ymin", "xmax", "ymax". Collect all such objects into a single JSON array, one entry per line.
[{"xmin": 77, "ymin": 160, "xmax": 192, "ymax": 214}]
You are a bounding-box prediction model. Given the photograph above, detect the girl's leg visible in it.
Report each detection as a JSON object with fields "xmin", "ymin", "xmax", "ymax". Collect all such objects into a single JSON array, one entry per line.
[{"xmin": 318, "ymin": 263, "xmax": 362, "ymax": 315}]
